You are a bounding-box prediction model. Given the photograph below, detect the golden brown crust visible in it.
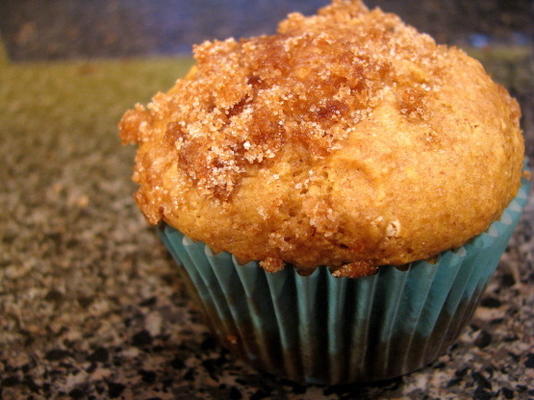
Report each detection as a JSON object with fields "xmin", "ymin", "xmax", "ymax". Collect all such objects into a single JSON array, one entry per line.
[{"xmin": 119, "ymin": 0, "xmax": 524, "ymax": 275}]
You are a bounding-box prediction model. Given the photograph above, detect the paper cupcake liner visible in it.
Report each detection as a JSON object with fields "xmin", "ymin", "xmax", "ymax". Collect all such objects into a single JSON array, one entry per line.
[{"xmin": 158, "ymin": 175, "xmax": 530, "ymax": 384}]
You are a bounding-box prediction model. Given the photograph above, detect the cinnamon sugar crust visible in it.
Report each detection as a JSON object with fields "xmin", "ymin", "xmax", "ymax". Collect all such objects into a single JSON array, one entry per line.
[{"xmin": 119, "ymin": 0, "xmax": 524, "ymax": 277}]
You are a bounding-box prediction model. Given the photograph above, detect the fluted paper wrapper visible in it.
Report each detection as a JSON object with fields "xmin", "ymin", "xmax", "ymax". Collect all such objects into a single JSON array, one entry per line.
[{"xmin": 158, "ymin": 176, "xmax": 530, "ymax": 384}]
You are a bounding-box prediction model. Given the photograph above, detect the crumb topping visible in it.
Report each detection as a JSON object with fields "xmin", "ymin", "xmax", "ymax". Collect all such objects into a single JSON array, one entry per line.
[
  {"xmin": 120, "ymin": 0, "xmax": 446, "ymax": 206},
  {"xmin": 259, "ymin": 257, "xmax": 285, "ymax": 273},
  {"xmin": 331, "ymin": 261, "xmax": 379, "ymax": 278}
]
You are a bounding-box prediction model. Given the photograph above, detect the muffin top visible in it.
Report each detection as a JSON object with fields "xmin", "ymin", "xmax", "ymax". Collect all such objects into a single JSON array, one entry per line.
[{"xmin": 120, "ymin": 0, "xmax": 524, "ymax": 277}]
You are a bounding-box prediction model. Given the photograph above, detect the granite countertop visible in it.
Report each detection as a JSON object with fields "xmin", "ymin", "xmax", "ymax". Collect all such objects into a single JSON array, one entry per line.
[{"xmin": 0, "ymin": 46, "xmax": 533, "ymax": 399}]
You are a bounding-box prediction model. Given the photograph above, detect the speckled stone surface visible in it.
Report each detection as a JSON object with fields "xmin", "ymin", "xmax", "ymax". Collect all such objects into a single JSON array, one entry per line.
[{"xmin": 0, "ymin": 49, "xmax": 533, "ymax": 399}]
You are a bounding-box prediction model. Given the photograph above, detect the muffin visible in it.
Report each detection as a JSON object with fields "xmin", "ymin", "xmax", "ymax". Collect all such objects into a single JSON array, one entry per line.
[{"xmin": 119, "ymin": 0, "xmax": 529, "ymax": 384}]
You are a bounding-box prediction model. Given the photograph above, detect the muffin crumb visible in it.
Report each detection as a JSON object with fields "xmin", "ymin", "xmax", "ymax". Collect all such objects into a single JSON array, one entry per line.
[
  {"xmin": 260, "ymin": 257, "xmax": 285, "ymax": 273},
  {"xmin": 386, "ymin": 220, "xmax": 401, "ymax": 237},
  {"xmin": 331, "ymin": 262, "xmax": 379, "ymax": 278}
]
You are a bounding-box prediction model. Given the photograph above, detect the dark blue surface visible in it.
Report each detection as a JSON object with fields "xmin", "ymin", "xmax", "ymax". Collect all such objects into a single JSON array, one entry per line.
[
  {"xmin": 0, "ymin": 0, "xmax": 532, "ymax": 61},
  {"xmin": 0, "ymin": 0, "xmax": 324, "ymax": 60}
]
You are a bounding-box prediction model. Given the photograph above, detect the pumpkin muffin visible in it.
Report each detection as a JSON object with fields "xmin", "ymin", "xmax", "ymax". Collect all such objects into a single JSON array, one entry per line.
[
  {"xmin": 120, "ymin": 0, "xmax": 529, "ymax": 384},
  {"xmin": 120, "ymin": 0, "xmax": 523, "ymax": 277}
]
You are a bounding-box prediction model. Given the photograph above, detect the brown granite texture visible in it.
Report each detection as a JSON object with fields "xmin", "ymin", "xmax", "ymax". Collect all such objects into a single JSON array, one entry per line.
[{"xmin": 0, "ymin": 48, "xmax": 533, "ymax": 399}]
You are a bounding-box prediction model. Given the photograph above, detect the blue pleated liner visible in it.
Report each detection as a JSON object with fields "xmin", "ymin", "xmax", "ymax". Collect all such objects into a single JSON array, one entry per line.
[{"xmin": 158, "ymin": 176, "xmax": 530, "ymax": 385}]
